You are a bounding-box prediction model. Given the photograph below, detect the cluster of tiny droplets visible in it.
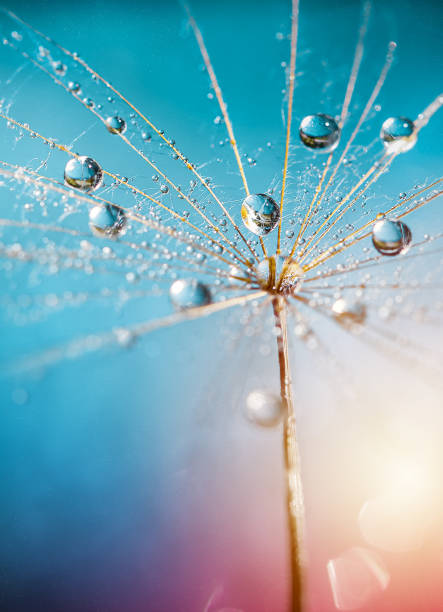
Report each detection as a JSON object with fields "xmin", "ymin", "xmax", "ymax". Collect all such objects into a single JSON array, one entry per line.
[{"xmin": 0, "ymin": 5, "xmax": 442, "ymax": 418}]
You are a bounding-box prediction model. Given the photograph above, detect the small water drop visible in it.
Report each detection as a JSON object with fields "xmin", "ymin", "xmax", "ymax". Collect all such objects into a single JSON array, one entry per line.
[
  {"xmin": 105, "ymin": 115, "xmax": 127, "ymax": 134},
  {"xmin": 241, "ymin": 193, "xmax": 279, "ymax": 236},
  {"xmin": 372, "ymin": 218, "xmax": 412, "ymax": 256},
  {"xmin": 332, "ymin": 298, "xmax": 366, "ymax": 327},
  {"xmin": 64, "ymin": 156, "xmax": 103, "ymax": 192},
  {"xmin": 169, "ymin": 279, "xmax": 211, "ymax": 309},
  {"xmin": 245, "ymin": 390, "xmax": 283, "ymax": 427},
  {"xmin": 67, "ymin": 81, "xmax": 81, "ymax": 93},
  {"xmin": 53, "ymin": 60, "xmax": 67, "ymax": 75},
  {"xmin": 380, "ymin": 116, "xmax": 416, "ymax": 153},
  {"xmin": 299, "ymin": 113, "xmax": 340, "ymax": 152}
]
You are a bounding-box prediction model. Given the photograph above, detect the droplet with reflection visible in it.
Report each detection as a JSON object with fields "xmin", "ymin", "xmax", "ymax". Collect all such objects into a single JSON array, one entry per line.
[
  {"xmin": 89, "ymin": 204, "xmax": 126, "ymax": 237},
  {"xmin": 241, "ymin": 193, "xmax": 279, "ymax": 236},
  {"xmin": 169, "ymin": 279, "xmax": 211, "ymax": 309},
  {"xmin": 299, "ymin": 113, "xmax": 340, "ymax": 152},
  {"xmin": 380, "ymin": 116, "xmax": 416, "ymax": 153},
  {"xmin": 372, "ymin": 218, "xmax": 412, "ymax": 256},
  {"xmin": 105, "ymin": 115, "xmax": 127, "ymax": 134},
  {"xmin": 64, "ymin": 156, "xmax": 103, "ymax": 192}
]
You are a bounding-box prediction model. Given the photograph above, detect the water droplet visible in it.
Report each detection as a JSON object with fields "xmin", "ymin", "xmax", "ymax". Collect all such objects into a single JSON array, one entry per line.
[
  {"xmin": 372, "ymin": 218, "xmax": 412, "ymax": 256},
  {"xmin": 241, "ymin": 193, "xmax": 279, "ymax": 236},
  {"xmin": 64, "ymin": 156, "xmax": 103, "ymax": 192},
  {"xmin": 299, "ymin": 113, "xmax": 340, "ymax": 152},
  {"xmin": 88, "ymin": 204, "xmax": 126, "ymax": 237},
  {"xmin": 245, "ymin": 390, "xmax": 283, "ymax": 427},
  {"xmin": 53, "ymin": 60, "xmax": 67, "ymax": 75},
  {"xmin": 380, "ymin": 116, "xmax": 416, "ymax": 153},
  {"xmin": 332, "ymin": 298, "xmax": 366, "ymax": 327},
  {"xmin": 255, "ymin": 255, "xmax": 303, "ymax": 292},
  {"xmin": 327, "ymin": 547, "xmax": 389, "ymax": 611},
  {"xmin": 67, "ymin": 81, "xmax": 81, "ymax": 94},
  {"xmin": 105, "ymin": 115, "xmax": 127, "ymax": 134},
  {"xmin": 228, "ymin": 265, "xmax": 250, "ymax": 285},
  {"xmin": 160, "ymin": 184, "xmax": 169, "ymax": 194},
  {"xmin": 169, "ymin": 279, "xmax": 211, "ymax": 309}
]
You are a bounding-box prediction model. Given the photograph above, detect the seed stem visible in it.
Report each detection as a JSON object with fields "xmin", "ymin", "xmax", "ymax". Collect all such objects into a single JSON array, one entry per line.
[{"xmin": 272, "ymin": 296, "xmax": 305, "ymax": 612}]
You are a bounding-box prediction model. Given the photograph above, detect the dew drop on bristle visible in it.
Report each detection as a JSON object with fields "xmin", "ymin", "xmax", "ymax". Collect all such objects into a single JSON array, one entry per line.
[
  {"xmin": 67, "ymin": 81, "xmax": 81, "ymax": 94},
  {"xmin": 299, "ymin": 113, "xmax": 340, "ymax": 152},
  {"xmin": 105, "ymin": 115, "xmax": 127, "ymax": 134},
  {"xmin": 245, "ymin": 390, "xmax": 283, "ymax": 427},
  {"xmin": 241, "ymin": 193, "xmax": 279, "ymax": 236},
  {"xmin": 169, "ymin": 279, "xmax": 211, "ymax": 309},
  {"xmin": 88, "ymin": 204, "xmax": 126, "ymax": 237},
  {"xmin": 372, "ymin": 218, "xmax": 412, "ymax": 256},
  {"xmin": 380, "ymin": 117, "xmax": 417, "ymax": 153},
  {"xmin": 332, "ymin": 298, "xmax": 366, "ymax": 327},
  {"xmin": 64, "ymin": 156, "xmax": 103, "ymax": 192},
  {"xmin": 228, "ymin": 265, "xmax": 250, "ymax": 285}
]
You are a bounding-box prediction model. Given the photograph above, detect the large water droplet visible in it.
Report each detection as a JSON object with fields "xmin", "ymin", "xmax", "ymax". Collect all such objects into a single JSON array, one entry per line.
[
  {"xmin": 372, "ymin": 218, "xmax": 411, "ymax": 256},
  {"xmin": 380, "ymin": 116, "xmax": 416, "ymax": 153},
  {"xmin": 169, "ymin": 279, "xmax": 211, "ymax": 309},
  {"xmin": 299, "ymin": 113, "xmax": 340, "ymax": 152},
  {"xmin": 255, "ymin": 255, "xmax": 303, "ymax": 292},
  {"xmin": 245, "ymin": 390, "xmax": 283, "ymax": 427},
  {"xmin": 89, "ymin": 204, "xmax": 126, "ymax": 237},
  {"xmin": 241, "ymin": 193, "xmax": 279, "ymax": 236},
  {"xmin": 64, "ymin": 156, "xmax": 103, "ymax": 192},
  {"xmin": 327, "ymin": 547, "xmax": 390, "ymax": 611},
  {"xmin": 105, "ymin": 115, "xmax": 127, "ymax": 135}
]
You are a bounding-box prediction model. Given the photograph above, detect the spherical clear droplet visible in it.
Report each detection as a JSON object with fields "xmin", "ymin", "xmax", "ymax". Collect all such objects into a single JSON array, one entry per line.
[
  {"xmin": 105, "ymin": 115, "xmax": 127, "ymax": 135},
  {"xmin": 241, "ymin": 193, "xmax": 279, "ymax": 236},
  {"xmin": 299, "ymin": 113, "xmax": 340, "ymax": 152},
  {"xmin": 88, "ymin": 204, "xmax": 126, "ymax": 237},
  {"xmin": 64, "ymin": 156, "xmax": 103, "ymax": 192},
  {"xmin": 372, "ymin": 218, "xmax": 412, "ymax": 256},
  {"xmin": 169, "ymin": 279, "xmax": 211, "ymax": 309},
  {"xmin": 380, "ymin": 116, "xmax": 416, "ymax": 153},
  {"xmin": 245, "ymin": 390, "xmax": 283, "ymax": 427}
]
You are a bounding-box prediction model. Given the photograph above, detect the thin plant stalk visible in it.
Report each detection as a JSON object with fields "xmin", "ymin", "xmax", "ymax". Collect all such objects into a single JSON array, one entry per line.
[{"xmin": 273, "ymin": 296, "xmax": 305, "ymax": 612}]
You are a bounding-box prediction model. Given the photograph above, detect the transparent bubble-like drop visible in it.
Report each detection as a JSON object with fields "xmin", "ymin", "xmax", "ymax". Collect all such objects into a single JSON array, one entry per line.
[
  {"xmin": 372, "ymin": 218, "xmax": 412, "ymax": 256},
  {"xmin": 88, "ymin": 204, "xmax": 126, "ymax": 237},
  {"xmin": 64, "ymin": 156, "xmax": 103, "ymax": 192},
  {"xmin": 241, "ymin": 193, "xmax": 279, "ymax": 236},
  {"xmin": 228, "ymin": 265, "xmax": 250, "ymax": 285},
  {"xmin": 380, "ymin": 116, "xmax": 417, "ymax": 153},
  {"xmin": 105, "ymin": 115, "xmax": 127, "ymax": 134},
  {"xmin": 327, "ymin": 547, "xmax": 390, "ymax": 611},
  {"xmin": 169, "ymin": 279, "xmax": 211, "ymax": 309},
  {"xmin": 255, "ymin": 255, "xmax": 303, "ymax": 292},
  {"xmin": 299, "ymin": 113, "xmax": 340, "ymax": 152},
  {"xmin": 245, "ymin": 390, "xmax": 283, "ymax": 427},
  {"xmin": 332, "ymin": 298, "xmax": 366, "ymax": 327}
]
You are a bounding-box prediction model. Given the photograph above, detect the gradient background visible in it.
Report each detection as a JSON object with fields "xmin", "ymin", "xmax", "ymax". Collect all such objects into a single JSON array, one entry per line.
[{"xmin": 1, "ymin": 0, "xmax": 443, "ymax": 611}]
